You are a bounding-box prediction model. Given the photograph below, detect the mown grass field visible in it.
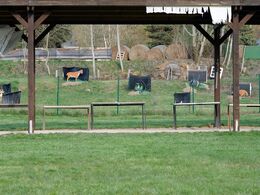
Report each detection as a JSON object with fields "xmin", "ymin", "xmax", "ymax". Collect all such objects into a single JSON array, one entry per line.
[
  {"xmin": 0, "ymin": 132, "xmax": 259, "ymax": 194},
  {"xmin": 0, "ymin": 59, "xmax": 260, "ymax": 130}
]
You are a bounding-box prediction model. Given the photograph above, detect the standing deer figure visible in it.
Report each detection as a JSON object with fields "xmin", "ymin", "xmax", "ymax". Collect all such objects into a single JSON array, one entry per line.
[{"xmin": 66, "ymin": 69, "xmax": 83, "ymax": 81}]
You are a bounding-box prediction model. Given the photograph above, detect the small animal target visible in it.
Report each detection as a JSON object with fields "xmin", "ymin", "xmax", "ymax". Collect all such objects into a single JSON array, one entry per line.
[
  {"xmin": 239, "ymin": 89, "xmax": 249, "ymax": 97},
  {"xmin": 66, "ymin": 69, "xmax": 83, "ymax": 81}
]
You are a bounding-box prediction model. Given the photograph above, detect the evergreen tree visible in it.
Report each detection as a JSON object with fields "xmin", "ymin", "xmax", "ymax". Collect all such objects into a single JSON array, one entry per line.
[
  {"xmin": 240, "ymin": 25, "xmax": 255, "ymax": 45},
  {"xmin": 145, "ymin": 25, "xmax": 174, "ymax": 47},
  {"xmin": 36, "ymin": 25, "xmax": 72, "ymax": 48}
]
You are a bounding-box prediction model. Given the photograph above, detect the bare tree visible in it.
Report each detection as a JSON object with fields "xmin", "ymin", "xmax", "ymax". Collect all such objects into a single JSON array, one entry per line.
[
  {"xmin": 90, "ymin": 25, "xmax": 96, "ymax": 79},
  {"xmin": 44, "ymin": 32, "xmax": 51, "ymax": 75},
  {"xmin": 116, "ymin": 25, "xmax": 124, "ymax": 72}
]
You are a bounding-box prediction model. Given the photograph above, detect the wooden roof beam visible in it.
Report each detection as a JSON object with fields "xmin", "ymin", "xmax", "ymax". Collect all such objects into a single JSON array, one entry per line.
[
  {"xmin": 194, "ymin": 24, "xmax": 214, "ymax": 45},
  {"xmin": 23, "ymin": 0, "xmax": 260, "ymax": 6},
  {"xmin": 35, "ymin": 24, "xmax": 56, "ymax": 46},
  {"xmin": 228, "ymin": 11, "xmax": 255, "ymax": 30}
]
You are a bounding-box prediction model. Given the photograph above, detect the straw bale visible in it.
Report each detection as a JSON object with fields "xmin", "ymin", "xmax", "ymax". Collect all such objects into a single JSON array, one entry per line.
[
  {"xmin": 146, "ymin": 47, "xmax": 164, "ymax": 61},
  {"xmin": 165, "ymin": 43, "xmax": 188, "ymax": 60},
  {"xmin": 111, "ymin": 45, "xmax": 130, "ymax": 60},
  {"xmin": 129, "ymin": 44, "xmax": 149, "ymax": 61},
  {"xmin": 153, "ymin": 45, "xmax": 167, "ymax": 54}
]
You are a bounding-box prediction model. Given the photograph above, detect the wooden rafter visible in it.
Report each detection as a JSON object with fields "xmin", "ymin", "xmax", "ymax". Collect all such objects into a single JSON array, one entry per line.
[
  {"xmin": 12, "ymin": 13, "xmax": 28, "ymax": 29},
  {"xmin": 35, "ymin": 24, "xmax": 56, "ymax": 45},
  {"xmin": 34, "ymin": 12, "xmax": 50, "ymax": 30},
  {"xmin": 194, "ymin": 24, "xmax": 214, "ymax": 45},
  {"xmin": 219, "ymin": 29, "xmax": 233, "ymax": 45},
  {"xmin": 228, "ymin": 11, "xmax": 255, "ymax": 30}
]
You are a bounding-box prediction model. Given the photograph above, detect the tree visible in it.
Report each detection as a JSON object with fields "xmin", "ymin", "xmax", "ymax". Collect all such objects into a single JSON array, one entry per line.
[
  {"xmin": 145, "ymin": 25, "xmax": 174, "ymax": 47},
  {"xmin": 36, "ymin": 25, "xmax": 72, "ymax": 48},
  {"xmin": 240, "ymin": 25, "xmax": 255, "ymax": 45}
]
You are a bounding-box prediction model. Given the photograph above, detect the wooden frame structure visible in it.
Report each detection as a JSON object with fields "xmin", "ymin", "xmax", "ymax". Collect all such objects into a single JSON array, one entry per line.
[
  {"xmin": 173, "ymin": 102, "xmax": 220, "ymax": 129},
  {"xmin": 91, "ymin": 102, "xmax": 146, "ymax": 129},
  {"xmin": 42, "ymin": 105, "xmax": 91, "ymax": 130},
  {"xmin": 0, "ymin": 0, "xmax": 259, "ymax": 132}
]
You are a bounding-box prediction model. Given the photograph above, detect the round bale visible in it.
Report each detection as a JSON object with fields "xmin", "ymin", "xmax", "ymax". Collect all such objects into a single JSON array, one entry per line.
[
  {"xmin": 146, "ymin": 47, "xmax": 164, "ymax": 61},
  {"xmin": 165, "ymin": 43, "xmax": 188, "ymax": 60},
  {"xmin": 129, "ymin": 44, "xmax": 149, "ymax": 61},
  {"xmin": 111, "ymin": 45, "xmax": 130, "ymax": 60}
]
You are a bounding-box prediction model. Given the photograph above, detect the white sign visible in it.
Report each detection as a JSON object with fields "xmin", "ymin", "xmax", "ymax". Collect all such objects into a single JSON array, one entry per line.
[{"xmin": 209, "ymin": 66, "xmax": 223, "ymax": 79}]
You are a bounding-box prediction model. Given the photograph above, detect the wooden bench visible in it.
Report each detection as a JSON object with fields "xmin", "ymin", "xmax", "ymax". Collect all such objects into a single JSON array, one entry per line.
[
  {"xmin": 43, "ymin": 105, "xmax": 91, "ymax": 130},
  {"xmin": 173, "ymin": 102, "xmax": 220, "ymax": 129},
  {"xmin": 91, "ymin": 102, "xmax": 146, "ymax": 129}
]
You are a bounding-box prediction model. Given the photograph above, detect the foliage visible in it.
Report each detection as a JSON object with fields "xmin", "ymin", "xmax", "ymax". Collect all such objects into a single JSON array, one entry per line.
[
  {"xmin": 240, "ymin": 25, "xmax": 255, "ymax": 45},
  {"xmin": 36, "ymin": 25, "xmax": 72, "ymax": 48},
  {"xmin": 145, "ymin": 25, "xmax": 174, "ymax": 47},
  {"xmin": 71, "ymin": 25, "xmax": 149, "ymax": 48}
]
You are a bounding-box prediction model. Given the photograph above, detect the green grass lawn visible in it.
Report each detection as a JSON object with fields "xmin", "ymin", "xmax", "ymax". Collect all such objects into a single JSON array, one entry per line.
[{"xmin": 0, "ymin": 132, "xmax": 259, "ymax": 194}]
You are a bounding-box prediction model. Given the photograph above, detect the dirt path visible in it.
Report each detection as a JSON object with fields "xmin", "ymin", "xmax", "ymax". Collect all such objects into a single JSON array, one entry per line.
[{"xmin": 0, "ymin": 127, "xmax": 259, "ymax": 136}]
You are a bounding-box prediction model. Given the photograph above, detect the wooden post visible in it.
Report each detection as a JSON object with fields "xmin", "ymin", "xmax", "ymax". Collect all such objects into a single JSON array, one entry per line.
[
  {"xmin": 214, "ymin": 25, "xmax": 221, "ymax": 128},
  {"xmin": 232, "ymin": 7, "xmax": 240, "ymax": 131},
  {"xmin": 27, "ymin": 7, "xmax": 36, "ymax": 133}
]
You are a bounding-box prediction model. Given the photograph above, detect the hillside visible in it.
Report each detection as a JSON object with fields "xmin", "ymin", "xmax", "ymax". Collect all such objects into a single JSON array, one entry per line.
[{"xmin": 0, "ymin": 59, "xmax": 259, "ymax": 130}]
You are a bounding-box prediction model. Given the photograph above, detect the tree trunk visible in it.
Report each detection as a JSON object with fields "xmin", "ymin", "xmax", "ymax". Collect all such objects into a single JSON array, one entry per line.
[
  {"xmin": 90, "ymin": 25, "xmax": 96, "ymax": 79},
  {"xmin": 44, "ymin": 33, "xmax": 51, "ymax": 75},
  {"xmin": 197, "ymin": 25, "xmax": 209, "ymax": 66},
  {"xmin": 226, "ymin": 36, "xmax": 233, "ymax": 68},
  {"xmin": 192, "ymin": 26, "xmax": 198, "ymax": 64},
  {"xmin": 116, "ymin": 25, "xmax": 124, "ymax": 72}
]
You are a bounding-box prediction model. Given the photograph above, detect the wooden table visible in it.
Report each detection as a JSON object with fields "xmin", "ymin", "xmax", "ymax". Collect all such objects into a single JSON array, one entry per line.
[
  {"xmin": 0, "ymin": 104, "xmax": 27, "ymax": 108},
  {"xmin": 228, "ymin": 104, "xmax": 260, "ymax": 131},
  {"xmin": 91, "ymin": 102, "xmax": 146, "ymax": 129},
  {"xmin": 43, "ymin": 105, "xmax": 91, "ymax": 130},
  {"xmin": 173, "ymin": 102, "xmax": 220, "ymax": 129}
]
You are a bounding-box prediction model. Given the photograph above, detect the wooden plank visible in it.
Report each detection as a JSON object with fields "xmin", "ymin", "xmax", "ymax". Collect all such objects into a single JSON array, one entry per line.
[
  {"xmin": 194, "ymin": 24, "xmax": 214, "ymax": 45},
  {"xmin": 12, "ymin": 13, "xmax": 28, "ymax": 29},
  {"xmin": 27, "ymin": 7, "xmax": 36, "ymax": 133},
  {"xmin": 44, "ymin": 105, "xmax": 91, "ymax": 109},
  {"xmin": 23, "ymin": 0, "xmax": 260, "ymax": 6},
  {"xmin": 232, "ymin": 7, "xmax": 240, "ymax": 132},
  {"xmin": 91, "ymin": 102, "xmax": 145, "ymax": 106},
  {"xmin": 174, "ymin": 102, "xmax": 220, "ymax": 106},
  {"xmin": 0, "ymin": 104, "xmax": 27, "ymax": 108},
  {"xmin": 228, "ymin": 104, "xmax": 260, "ymax": 107},
  {"xmin": 238, "ymin": 12, "xmax": 255, "ymax": 28},
  {"xmin": 219, "ymin": 28, "xmax": 233, "ymax": 45},
  {"xmin": 34, "ymin": 12, "xmax": 50, "ymax": 30},
  {"xmin": 214, "ymin": 25, "xmax": 221, "ymax": 128},
  {"xmin": 0, "ymin": 0, "xmax": 28, "ymax": 5},
  {"xmin": 1, "ymin": 0, "xmax": 259, "ymax": 6}
]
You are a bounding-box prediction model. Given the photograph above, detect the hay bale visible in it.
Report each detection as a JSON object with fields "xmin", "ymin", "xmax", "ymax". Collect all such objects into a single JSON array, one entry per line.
[
  {"xmin": 146, "ymin": 47, "xmax": 164, "ymax": 61},
  {"xmin": 111, "ymin": 45, "xmax": 130, "ymax": 60},
  {"xmin": 129, "ymin": 44, "xmax": 149, "ymax": 61},
  {"xmin": 165, "ymin": 43, "xmax": 188, "ymax": 60},
  {"xmin": 153, "ymin": 45, "xmax": 167, "ymax": 54}
]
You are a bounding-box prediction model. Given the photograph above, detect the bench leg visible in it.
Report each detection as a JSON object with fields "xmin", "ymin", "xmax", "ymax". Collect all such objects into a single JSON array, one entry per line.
[
  {"xmin": 43, "ymin": 107, "xmax": 45, "ymax": 130},
  {"xmin": 91, "ymin": 105, "xmax": 94, "ymax": 129},
  {"xmin": 87, "ymin": 108, "xmax": 91, "ymax": 130},
  {"xmin": 142, "ymin": 105, "xmax": 146, "ymax": 129},
  {"xmin": 173, "ymin": 105, "xmax": 177, "ymax": 129}
]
